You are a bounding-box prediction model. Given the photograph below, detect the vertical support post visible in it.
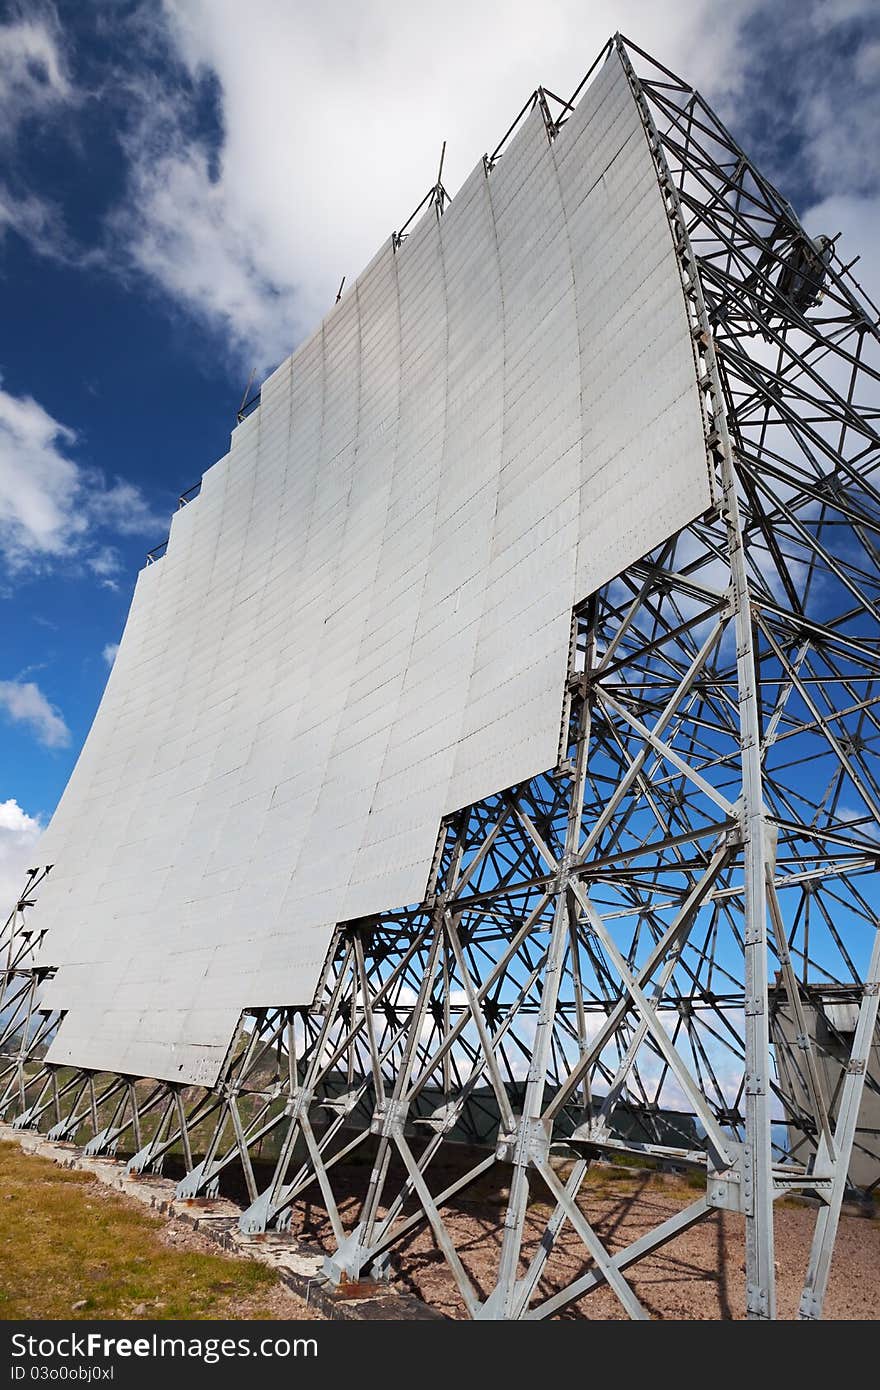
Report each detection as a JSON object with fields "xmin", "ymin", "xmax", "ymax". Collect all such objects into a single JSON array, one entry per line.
[
  {"xmin": 615, "ymin": 35, "xmax": 776, "ymax": 1318},
  {"xmin": 731, "ymin": 500, "xmax": 776, "ymax": 1320},
  {"xmin": 798, "ymin": 926, "xmax": 880, "ymax": 1318}
]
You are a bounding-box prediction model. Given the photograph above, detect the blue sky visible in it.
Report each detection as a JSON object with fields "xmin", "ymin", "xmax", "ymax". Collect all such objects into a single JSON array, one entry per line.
[{"xmin": 1, "ymin": 0, "xmax": 879, "ymax": 904}]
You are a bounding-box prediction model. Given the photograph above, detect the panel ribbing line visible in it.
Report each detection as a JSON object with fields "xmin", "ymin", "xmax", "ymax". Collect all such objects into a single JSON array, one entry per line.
[{"xmin": 28, "ymin": 48, "xmax": 712, "ymax": 1085}]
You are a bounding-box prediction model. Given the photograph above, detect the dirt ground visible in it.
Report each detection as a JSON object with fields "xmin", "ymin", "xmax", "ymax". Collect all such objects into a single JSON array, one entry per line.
[{"xmin": 278, "ymin": 1163, "xmax": 879, "ymax": 1320}]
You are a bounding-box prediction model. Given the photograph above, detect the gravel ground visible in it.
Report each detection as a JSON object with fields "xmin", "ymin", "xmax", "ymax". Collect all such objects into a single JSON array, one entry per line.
[{"xmin": 280, "ymin": 1166, "xmax": 879, "ymax": 1320}]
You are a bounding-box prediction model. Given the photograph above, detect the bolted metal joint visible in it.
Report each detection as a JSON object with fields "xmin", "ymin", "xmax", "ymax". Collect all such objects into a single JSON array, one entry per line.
[
  {"xmin": 496, "ymin": 1116, "xmax": 551, "ymax": 1168},
  {"xmin": 370, "ymin": 1097, "xmax": 409, "ymax": 1139}
]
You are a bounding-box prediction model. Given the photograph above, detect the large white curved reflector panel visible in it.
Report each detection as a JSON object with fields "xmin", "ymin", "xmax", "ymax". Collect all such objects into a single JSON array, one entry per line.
[{"xmin": 33, "ymin": 50, "xmax": 713, "ymax": 1084}]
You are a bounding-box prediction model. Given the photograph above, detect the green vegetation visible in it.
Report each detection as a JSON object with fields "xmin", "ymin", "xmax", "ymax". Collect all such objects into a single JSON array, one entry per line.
[{"xmin": 0, "ymin": 1141, "xmax": 298, "ymax": 1320}]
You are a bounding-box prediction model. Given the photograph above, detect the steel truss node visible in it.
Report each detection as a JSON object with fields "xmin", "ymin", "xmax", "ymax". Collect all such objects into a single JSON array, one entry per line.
[{"xmin": 2, "ymin": 35, "xmax": 879, "ymax": 1320}]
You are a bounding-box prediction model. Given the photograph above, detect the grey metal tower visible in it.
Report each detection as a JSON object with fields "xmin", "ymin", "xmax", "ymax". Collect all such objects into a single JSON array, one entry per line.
[{"xmin": 2, "ymin": 35, "xmax": 878, "ymax": 1320}]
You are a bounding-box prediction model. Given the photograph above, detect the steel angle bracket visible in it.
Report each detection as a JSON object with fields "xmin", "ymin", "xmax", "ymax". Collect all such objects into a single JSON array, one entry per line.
[
  {"xmin": 706, "ymin": 1144, "xmax": 748, "ymax": 1214},
  {"xmin": 13, "ymin": 1105, "xmax": 41, "ymax": 1132},
  {"xmin": 127, "ymin": 1139, "xmax": 164, "ymax": 1176},
  {"xmin": 239, "ymin": 1189, "xmax": 275, "ymax": 1236},
  {"xmin": 83, "ymin": 1126, "xmax": 119, "ymax": 1158},
  {"xmin": 176, "ymin": 1159, "xmax": 220, "ymax": 1201},
  {"xmin": 322, "ymin": 1222, "xmax": 377, "ymax": 1286}
]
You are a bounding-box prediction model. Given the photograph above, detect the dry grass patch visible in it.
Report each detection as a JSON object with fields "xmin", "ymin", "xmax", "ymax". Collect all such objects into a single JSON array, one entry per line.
[{"xmin": 0, "ymin": 1141, "xmax": 317, "ymax": 1321}]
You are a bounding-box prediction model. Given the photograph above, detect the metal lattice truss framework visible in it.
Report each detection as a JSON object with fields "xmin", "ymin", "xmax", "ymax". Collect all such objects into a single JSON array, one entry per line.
[{"xmin": 2, "ymin": 36, "xmax": 879, "ymax": 1320}]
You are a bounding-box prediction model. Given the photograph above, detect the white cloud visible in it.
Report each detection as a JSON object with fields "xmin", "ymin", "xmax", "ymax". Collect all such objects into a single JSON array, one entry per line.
[
  {"xmin": 87, "ymin": 545, "xmax": 121, "ymax": 579},
  {"xmin": 728, "ymin": 3, "xmax": 880, "ymax": 212},
  {"xmin": 854, "ymin": 36, "xmax": 880, "ymax": 83},
  {"xmin": 0, "ymin": 184, "xmax": 67, "ymax": 258},
  {"xmin": 107, "ymin": 0, "xmax": 760, "ymax": 372},
  {"xmin": 0, "ymin": 14, "xmax": 85, "ymax": 262},
  {"xmin": 0, "ymin": 678, "xmax": 70, "ymax": 749},
  {"xmin": 808, "ymin": 0, "xmax": 879, "ymax": 37},
  {"xmin": 88, "ymin": 479, "xmax": 167, "ymax": 536},
  {"xmin": 0, "ymin": 380, "xmax": 83, "ymax": 565},
  {"xmin": 5, "ymin": 2, "xmax": 877, "ymax": 379},
  {"xmin": 0, "ymin": 1, "xmax": 873, "ymax": 576},
  {"xmin": 0, "ymin": 798, "xmax": 43, "ymax": 918},
  {"xmin": 102, "ymin": 642, "xmax": 119, "ymax": 667},
  {"xmin": 0, "ymin": 377, "xmax": 166, "ymax": 576},
  {"xmin": 87, "ymin": 545, "xmax": 123, "ymax": 592},
  {"xmin": 803, "ymin": 193, "xmax": 880, "ymax": 317},
  {"xmin": 794, "ymin": 86, "xmax": 879, "ymax": 205},
  {"xmin": 0, "ymin": 11, "xmax": 72, "ymax": 144},
  {"xmin": 0, "ymin": 10, "xmax": 78, "ymax": 261}
]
